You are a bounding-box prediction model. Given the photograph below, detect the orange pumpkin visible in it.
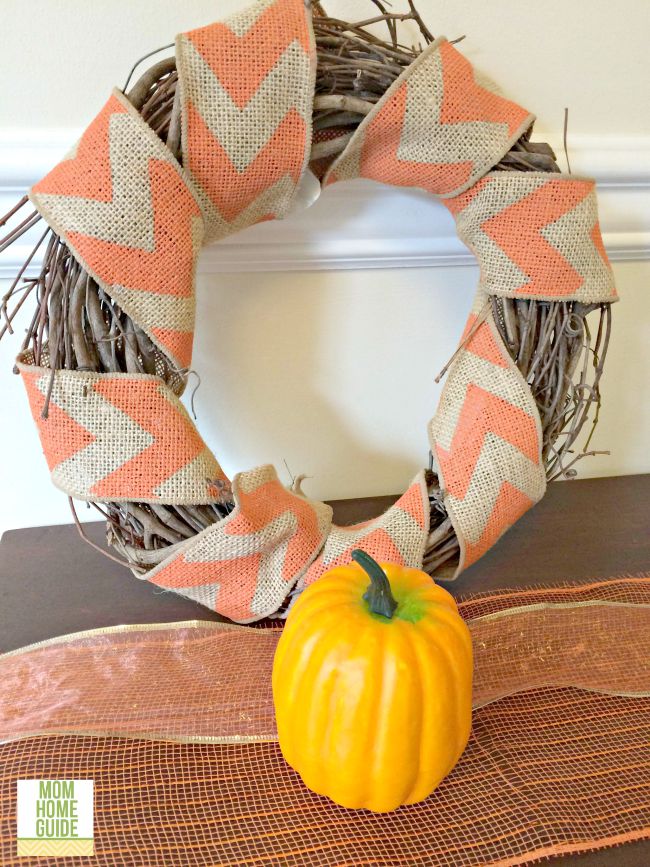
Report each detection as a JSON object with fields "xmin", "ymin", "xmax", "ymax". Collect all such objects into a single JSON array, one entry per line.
[{"xmin": 272, "ymin": 550, "xmax": 473, "ymax": 812}]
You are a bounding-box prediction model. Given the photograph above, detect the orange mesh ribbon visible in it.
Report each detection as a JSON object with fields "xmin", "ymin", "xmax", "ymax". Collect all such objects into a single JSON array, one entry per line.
[
  {"xmin": 18, "ymin": 0, "xmax": 617, "ymax": 616},
  {"xmin": 1, "ymin": 577, "xmax": 648, "ymax": 865}
]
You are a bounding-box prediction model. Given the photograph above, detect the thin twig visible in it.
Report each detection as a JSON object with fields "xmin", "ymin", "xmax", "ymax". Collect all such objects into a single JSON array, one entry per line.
[{"xmin": 69, "ymin": 497, "xmax": 133, "ymax": 567}]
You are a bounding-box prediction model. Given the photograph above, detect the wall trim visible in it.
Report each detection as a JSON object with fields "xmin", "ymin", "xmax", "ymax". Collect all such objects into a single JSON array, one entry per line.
[{"xmin": 1, "ymin": 129, "xmax": 648, "ymax": 276}]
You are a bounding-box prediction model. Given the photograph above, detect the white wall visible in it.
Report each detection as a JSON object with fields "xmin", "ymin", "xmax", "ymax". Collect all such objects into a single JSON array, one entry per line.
[
  {"xmin": 2, "ymin": 0, "xmax": 649, "ymax": 137},
  {"xmin": 1, "ymin": 1, "xmax": 649, "ymax": 534}
]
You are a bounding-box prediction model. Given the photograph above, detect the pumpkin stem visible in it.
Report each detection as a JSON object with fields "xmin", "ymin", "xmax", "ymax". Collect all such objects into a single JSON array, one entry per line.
[{"xmin": 352, "ymin": 549, "xmax": 398, "ymax": 620}]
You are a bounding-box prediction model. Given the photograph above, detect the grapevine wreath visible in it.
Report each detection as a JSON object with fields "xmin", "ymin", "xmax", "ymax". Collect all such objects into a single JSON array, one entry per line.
[{"xmin": 1, "ymin": 0, "xmax": 616, "ymax": 622}]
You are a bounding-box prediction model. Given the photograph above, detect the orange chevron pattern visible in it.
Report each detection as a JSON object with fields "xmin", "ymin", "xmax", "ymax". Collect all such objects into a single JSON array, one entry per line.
[
  {"xmin": 301, "ymin": 476, "xmax": 429, "ymax": 588},
  {"xmin": 463, "ymin": 481, "xmax": 533, "ymax": 567},
  {"xmin": 436, "ymin": 383, "xmax": 540, "ymax": 500},
  {"xmin": 32, "ymin": 97, "xmax": 120, "ymax": 200},
  {"xmin": 68, "ymin": 160, "xmax": 198, "ymax": 299},
  {"xmin": 147, "ymin": 466, "xmax": 332, "ymax": 622},
  {"xmin": 305, "ymin": 528, "xmax": 405, "ymax": 585},
  {"xmin": 459, "ymin": 312, "xmax": 508, "ymax": 367},
  {"xmin": 17, "ymin": 358, "xmax": 226, "ymax": 504},
  {"xmin": 444, "ymin": 176, "xmax": 486, "ymax": 217},
  {"xmin": 91, "ymin": 377, "xmax": 215, "ymax": 500},
  {"xmin": 67, "ymin": 159, "xmax": 200, "ymax": 369},
  {"xmin": 358, "ymin": 85, "xmax": 474, "ymax": 196},
  {"xmin": 224, "ymin": 478, "xmax": 324, "ymax": 583},
  {"xmin": 448, "ymin": 173, "xmax": 617, "ymax": 302},
  {"xmin": 429, "ymin": 310, "xmax": 546, "ymax": 577},
  {"xmin": 21, "ymin": 366, "xmax": 95, "ymax": 469},
  {"xmin": 30, "ymin": 90, "xmax": 203, "ymax": 370},
  {"xmin": 184, "ymin": 0, "xmax": 311, "ymax": 108},
  {"xmin": 438, "ymin": 41, "xmax": 527, "ymax": 136},
  {"xmin": 325, "ymin": 37, "xmax": 533, "ymax": 198},
  {"xmin": 482, "ymin": 179, "xmax": 591, "ymax": 296},
  {"xmin": 21, "ymin": 0, "xmax": 616, "ymax": 608},
  {"xmin": 591, "ymin": 222, "xmax": 609, "ymax": 263},
  {"xmin": 177, "ymin": 0, "xmax": 312, "ymax": 239},
  {"xmin": 186, "ymin": 105, "xmax": 306, "ymax": 222}
]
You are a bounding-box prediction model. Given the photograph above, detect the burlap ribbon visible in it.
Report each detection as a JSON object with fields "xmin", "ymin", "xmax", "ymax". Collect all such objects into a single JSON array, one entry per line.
[
  {"xmin": 143, "ymin": 468, "xmax": 429, "ymax": 621},
  {"xmin": 323, "ymin": 36, "xmax": 534, "ymax": 197},
  {"xmin": 16, "ymin": 353, "xmax": 226, "ymax": 505},
  {"xmin": 19, "ymin": 0, "xmax": 616, "ymax": 618}
]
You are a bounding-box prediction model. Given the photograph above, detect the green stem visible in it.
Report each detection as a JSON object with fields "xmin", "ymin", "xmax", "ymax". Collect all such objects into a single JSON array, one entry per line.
[{"xmin": 352, "ymin": 549, "xmax": 398, "ymax": 620}]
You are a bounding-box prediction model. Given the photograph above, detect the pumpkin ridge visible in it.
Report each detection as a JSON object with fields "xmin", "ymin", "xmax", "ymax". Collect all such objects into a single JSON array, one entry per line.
[
  {"xmin": 303, "ymin": 620, "xmax": 369, "ymax": 804},
  {"xmin": 420, "ymin": 615, "xmax": 472, "ymax": 765},
  {"xmin": 275, "ymin": 614, "xmax": 341, "ymax": 768},
  {"xmin": 368, "ymin": 624, "xmax": 415, "ymax": 810},
  {"xmin": 327, "ymin": 620, "xmax": 377, "ymax": 808},
  {"xmin": 400, "ymin": 622, "xmax": 428, "ymax": 803},
  {"xmin": 405, "ymin": 623, "xmax": 443, "ymax": 803},
  {"xmin": 291, "ymin": 662, "xmax": 327, "ymax": 777},
  {"xmin": 416, "ymin": 622, "xmax": 463, "ymax": 788}
]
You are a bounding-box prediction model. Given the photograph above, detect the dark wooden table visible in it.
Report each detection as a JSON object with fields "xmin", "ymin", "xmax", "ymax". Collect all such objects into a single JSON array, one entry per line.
[{"xmin": 1, "ymin": 473, "xmax": 649, "ymax": 864}]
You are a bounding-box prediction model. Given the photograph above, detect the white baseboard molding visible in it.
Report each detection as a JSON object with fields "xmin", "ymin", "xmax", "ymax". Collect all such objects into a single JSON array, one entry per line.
[{"xmin": 1, "ymin": 129, "xmax": 648, "ymax": 277}]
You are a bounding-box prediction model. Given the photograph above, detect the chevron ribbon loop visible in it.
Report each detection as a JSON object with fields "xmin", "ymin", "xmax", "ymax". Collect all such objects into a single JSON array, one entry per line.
[
  {"xmin": 176, "ymin": 0, "xmax": 315, "ymax": 243},
  {"xmin": 145, "ymin": 465, "xmax": 333, "ymax": 622},
  {"xmin": 29, "ymin": 89, "xmax": 204, "ymax": 372},
  {"xmin": 323, "ymin": 37, "xmax": 534, "ymax": 198},
  {"xmin": 428, "ymin": 295, "xmax": 547, "ymax": 576},
  {"xmin": 144, "ymin": 467, "xmax": 430, "ymax": 622},
  {"xmin": 17, "ymin": 353, "xmax": 227, "ymax": 505},
  {"xmin": 445, "ymin": 172, "xmax": 617, "ymax": 302},
  {"xmin": 299, "ymin": 472, "xmax": 430, "ymax": 589}
]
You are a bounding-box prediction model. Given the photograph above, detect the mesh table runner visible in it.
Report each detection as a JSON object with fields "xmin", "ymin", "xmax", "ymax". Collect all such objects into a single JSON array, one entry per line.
[{"xmin": 1, "ymin": 576, "xmax": 648, "ymax": 865}]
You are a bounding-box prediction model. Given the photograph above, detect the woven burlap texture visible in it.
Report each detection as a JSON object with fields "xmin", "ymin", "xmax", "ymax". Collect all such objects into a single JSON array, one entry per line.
[
  {"xmin": 144, "ymin": 465, "xmax": 333, "ymax": 622},
  {"xmin": 428, "ymin": 292, "xmax": 546, "ymax": 576},
  {"xmin": 29, "ymin": 89, "xmax": 204, "ymax": 372},
  {"xmin": 28, "ymin": 0, "xmax": 315, "ymax": 370},
  {"xmin": 324, "ymin": 37, "xmax": 534, "ymax": 198},
  {"xmin": 176, "ymin": 0, "xmax": 315, "ymax": 243},
  {"xmin": 446, "ymin": 171, "xmax": 617, "ymax": 302},
  {"xmin": 16, "ymin": 354, "xmax": 226, "ymax": 505},
  {"xmin": 300, "ymin": 471, "xmax": 430, "ymax": 588}
]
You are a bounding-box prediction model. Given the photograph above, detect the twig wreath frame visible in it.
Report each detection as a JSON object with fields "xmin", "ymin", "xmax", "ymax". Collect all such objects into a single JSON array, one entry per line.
[{"xmin": 0, "ymin": 0, "xmax": 616, "ymax": 622}]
